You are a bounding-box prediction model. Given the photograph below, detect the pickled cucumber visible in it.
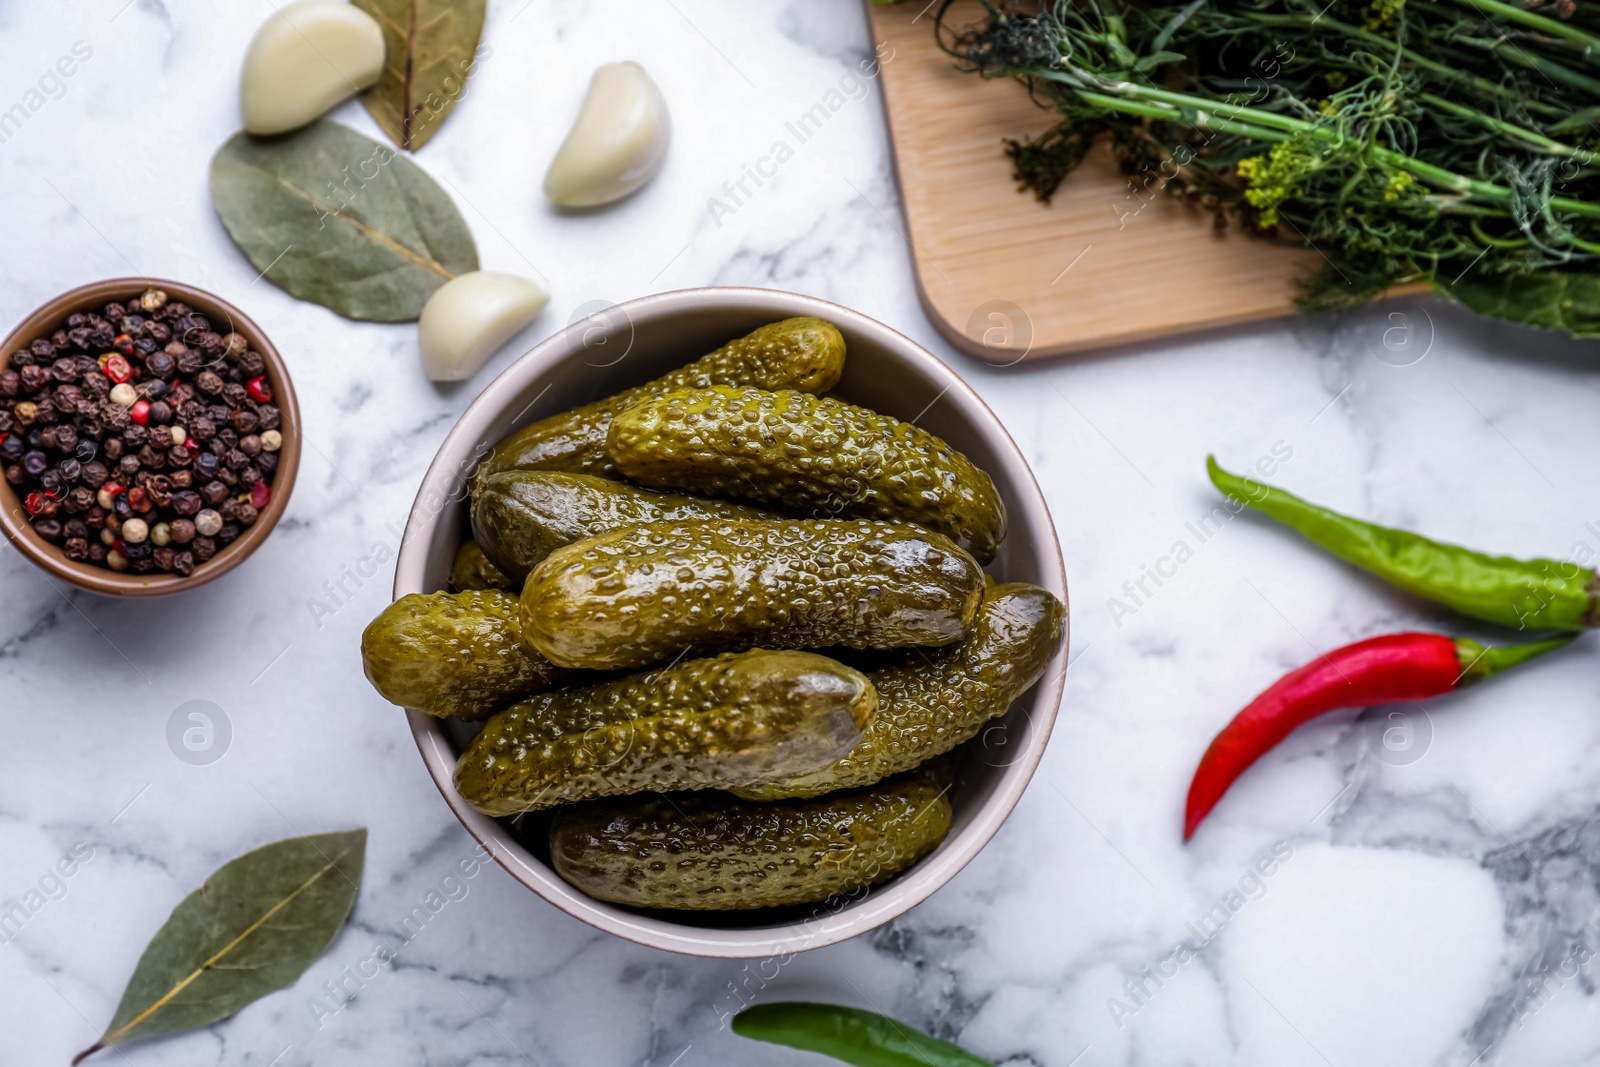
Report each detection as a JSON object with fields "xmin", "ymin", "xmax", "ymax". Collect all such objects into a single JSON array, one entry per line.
[
  {"xmin": 733, "ymin": 583, "xmax": 1065, "ymax": 800},
  {"xmin": 454, "ymin": 650, "xmax": 877, "ymax": 816},
  {"xmin": 476, "ymin": 318, "xmax": 846, "ymax": 481},
  {"xmin": 549, "ymin": 761, "xmax": 953, "ymax": 910},
  {"xmin": 361, "ymin": 590, "xmax": 565, "ymax": 720},
  {"xmin": 471, "ymin": 471, "xmax": 776, "ymax": 582},
  {"xmin": 450, "ymin": 539, "xmax": 513, "ymax": 590},
  {"xmin": 521, "ymin": 519, "xmax": 985, "ymax": 670},
  {"xmin": 608, "ymin": 386, "xmax": 1008, "ymax": 563}
]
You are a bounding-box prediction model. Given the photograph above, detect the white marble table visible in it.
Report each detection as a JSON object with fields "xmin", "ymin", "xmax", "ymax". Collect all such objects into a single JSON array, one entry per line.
[{"xmin": 4, "ymin": 2, "xmax": 1599, "ymax": 1065}]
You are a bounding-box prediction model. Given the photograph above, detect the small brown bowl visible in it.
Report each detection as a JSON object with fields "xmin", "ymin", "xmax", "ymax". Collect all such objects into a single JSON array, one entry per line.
[{"xmin": 0, "ymin": 278, "xmax": 300, "ymax": 596}]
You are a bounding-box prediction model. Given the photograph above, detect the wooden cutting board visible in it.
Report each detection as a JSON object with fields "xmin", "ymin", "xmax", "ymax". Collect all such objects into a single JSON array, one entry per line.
[{"xmin": 865, "ymin": 0, "xmax": 1324, "ymax": 362}]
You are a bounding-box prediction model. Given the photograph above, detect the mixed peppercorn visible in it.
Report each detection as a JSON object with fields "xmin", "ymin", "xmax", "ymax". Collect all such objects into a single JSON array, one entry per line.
[{"xmin": 1, "ymin": 288, "xmax": 282, "ymax": 577}]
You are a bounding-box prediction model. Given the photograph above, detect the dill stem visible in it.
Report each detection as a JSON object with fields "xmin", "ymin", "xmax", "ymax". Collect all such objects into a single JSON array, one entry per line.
[
  {"xmin": 1236, "ymin": 10, "xmax": 1565, "ymax": 117},
  {"xmin": 1043, "ymin": 70, "xmax": 1600, "ymax": 218},
  {"xmin": 1417, "ymin": 93, "xmax": 1583, "ymax": 155},
  {"xmin": 1436, "ymin": 0, "xmax": 1600, "ymax": 59}
]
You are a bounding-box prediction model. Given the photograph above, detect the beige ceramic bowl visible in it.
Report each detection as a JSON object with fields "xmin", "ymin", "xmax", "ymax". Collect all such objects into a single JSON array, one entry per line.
[
  {"xmin": 395, "ymin": 288, "xmax": 1068, "ymax": 957},
  {"xmin": 0, "ymin": 278, "xmax": 300, "ymax": 596}
]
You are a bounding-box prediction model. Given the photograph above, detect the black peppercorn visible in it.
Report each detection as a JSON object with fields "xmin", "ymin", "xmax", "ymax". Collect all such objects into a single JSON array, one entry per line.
[
  {"xmin": 67, "ymin": 486, "xmax": 94, "ymax": 513},
  {"xmin": 53, "ymin": 424, "xmax": 78, "ymax": 452},
  {"xmin": 168, "ymin": 469, "xmax": 192, "ymax": 488},
  {"xmin": 38, "ymin": 470, "xmax": 63, "ymax": 496},
  {"xmin": 146, "ymin": 352, "xmax": 175, "ymax": 378},
  {"xmin": 66, "ymin": 313, "xmax": 87, "ymax": 329},
  {"xmin": 200, "ymin": 480, "xmax": 228, "ymax": 505},
  {"xmin": 57, "ymin": 458, "xmax": 81, "ymax": 483},
  {"xmin": 88, "ymin": 542, "xmax": 107, "ymax": 563},
  {"xmin": 20, "ymin": 364, "xmax": 50, "ymax": 392},
  {"xmin": 137, "ymin": 444, "xmax": 166, "ymax": 471},
  {"xmin": 34, "ymin": 518, "xmax": 63, "ymax": 541},
  {"xmin": 152, "ymin": 546, "xmax": 177, "ymax": 572},
  {"xmin": 29, "ymin": 339, "xmax": 56, "ymax": 360},
  {"xmin": 85, "ymin": 506, "xmax": 105, "ymax": 529},
  {"xmin": 238, "ymin": 351, "xmax": 265, "ymax": 377},
  {"xmin": 147, "ymin": 400, "xmax": 172, "ymax": 425},
  {"xmin": 0, "ymin": 369, "xmax": 17, "ymax": 397},
  {"xmin": 0, "ymin": 435, "xmax": 21, "ymax": 462},
  {"xmin": 177, "ymin": 350, "xmax": 204, "ymax": 376},
  {"xmin": 64, "ymin": 518, "xmax": 88, "ymax": 540},
  {"xmin": 221, "ymin": 383, "xmax": 247, "ymax": 407},
  {"xmin": 224, "ymin": 448, "xmax": 248, "ymax": 470},
  {"xmin": 117, "ymin": 454, "xmax": 141, "ymax": 479},
  {"xmin": 193, "ymin": 451, "xmax": 219, "ymax": 479},
  {"xmin": 167, "ymin": 445, "xmax": 191, "ymax": 468},
  {"xmin": 88, "ymin": 326, "xmax": 115, "ymax": 350},
  {"xmin": 140, "ymin": 380, "xmax": 170, "ymax": 402},
  {"xmin": 102, "ymin": 437, "xmax": 124, "ymax": 461},
  {"xmin": 172, "ymin": 490, "xmax": 201, "ymax": 516},
  {"xmin": 169, "ymin": 518, "xmax": 195, "ymax": 543},
  {"xmin": 146, "ymin": 321, "xmax": 171, "ymax": 345},
  {"xmin": 192, "ymin": 535, "xmax": 216, "ymax": 561},
  {"xmin": 103, "ymin": 302, "xmax": 126, "ymax": 320},
  {"xmin": 122, "ymin": 423, "xmax": 148, "ymax": 448},
  {"xmin": 257, "ymin": 452, "xmax": 279, "ymax": 476},
  {"xmin": 63, "ymin": 537, "xmax": 90, "ymax": 561},
  {"xmin": 172, "ymin": 549, "xmax": 194, "ymax": 575},
  {"xmin": 22, "ymin": 450, "xmax": 48, "ymax": 477},
  {"xmin": 196, "ymin": 371, "xmax": 223, "ymax": 395},
  {"xmin": 4, "ymin": 464, "xmax": 24, "ymax": 485},
  {"xmin": 232, "ymin": 409, "xmax": 259, "ymax": 434},
  {"xmin": 124, "ymin": 540, "xmax": 152, "ymax": 561},
  {"xmin": 236, "ymin": 502, "xmax": 259, "ymax": 526},
  {"xmin": 217, "ymin": 522, "xmax": 240, "ymax": 544},
  {"xmin": 51, "ymin": 357, "xmax": 77, "ymax": 382}
]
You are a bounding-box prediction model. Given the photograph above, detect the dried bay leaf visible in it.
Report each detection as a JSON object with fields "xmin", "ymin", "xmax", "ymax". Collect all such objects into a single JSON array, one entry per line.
[
  {"xmin": 210, "ymin": 122, "xmax": 478, "ymax": 321},
  {"xmin": 355, "ymin": 0, "xmax": 489, "ymax": 151},
  {"xmin": 73, "ymin": 829, "xmax": 366, "ymax": 1064}
]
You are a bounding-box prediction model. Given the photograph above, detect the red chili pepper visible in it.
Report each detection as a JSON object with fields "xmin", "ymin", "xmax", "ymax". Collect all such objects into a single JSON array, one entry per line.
[
  {"xmin": 245, "ymin": 376, "xmax": 273, "ymax": 403},
  {"xmin": 249, "ymin": 480, "xmax": 271, "ymax": 509},
  {"xmin": 23, "ymin": 491, "xmax": 49, "ymax": 516},
  {"xmin": 129, "ymin": 399, "xmax": 151, "ymax": 426},
  {"xmin": 1184, "ymin": 631, "xmax": 1574, "ymax": 840}
]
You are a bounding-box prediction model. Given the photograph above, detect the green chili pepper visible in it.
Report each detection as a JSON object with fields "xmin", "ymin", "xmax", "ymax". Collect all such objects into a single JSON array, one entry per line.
[
  {"xmin": 1208, "ymin": 457, "xmax": 1597, "ymax": 631},
  {"xmin": 732, "ymin": 1003, "xmax": 993, "ymax": 1067}
]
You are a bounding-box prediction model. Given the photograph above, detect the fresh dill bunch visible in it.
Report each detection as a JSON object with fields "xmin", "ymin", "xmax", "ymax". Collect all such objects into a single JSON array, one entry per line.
[{"xmin": 935, "ymin": 0, "xmax": 1600, "ymax": 334}]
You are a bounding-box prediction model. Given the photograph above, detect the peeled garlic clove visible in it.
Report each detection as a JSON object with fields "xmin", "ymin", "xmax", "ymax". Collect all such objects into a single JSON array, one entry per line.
[
  {"xmin": 240, "ymin": 1, "xmax": 385, "ymax": 136},
  {"xmin": 419, "ymin": 272, "xmax": 550, "ymax": 382},
  {"xmin": 544, "ymin": 62, "xmax": 671, "ymax": 207}
]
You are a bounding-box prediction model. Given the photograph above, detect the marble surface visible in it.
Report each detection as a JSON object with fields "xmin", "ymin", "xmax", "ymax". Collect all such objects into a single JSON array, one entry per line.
[{"xmin": 3, "ymin": 2, "xmax": 1600, "ymax": 1065}]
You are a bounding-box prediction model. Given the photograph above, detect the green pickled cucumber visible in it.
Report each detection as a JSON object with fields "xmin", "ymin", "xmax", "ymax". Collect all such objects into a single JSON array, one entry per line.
[
  {"xmin": 454, "ymin": 650, "xmax": 877, "ymax": 816},
  {"xmin": 477, "ymin": 318, "xmax": 846, "ymax": 481},
  {"xmin": 733, "ymin": 582, "xmax": 1065, "ymax": 800},
  {"xmin": 521, "ymin": 519, "xmax": 985, "ymax": 670},
  {"xmin": 361, "ymin": 590, "xmax": 565, "ymax": 720},
  {"xmin": 549, "ymin": 761, "xmax": 954, "ymax": 910},
  {"xmin": 607, "ymin": 386, "xmax": 1008, "ymax": 563},
  {"xmin": 471, "ymin": 472, "xmax": 776, "ymax": 582},
  {"xmin": 450, "ymin": 540, "xmax": 513, "ymax": 590}
]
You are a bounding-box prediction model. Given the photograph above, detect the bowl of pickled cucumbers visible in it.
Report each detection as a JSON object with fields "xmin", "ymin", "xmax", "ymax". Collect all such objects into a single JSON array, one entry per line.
[{"xmin": 362, "ymin": 288, "xmax": 1068, "ymax": 956}]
